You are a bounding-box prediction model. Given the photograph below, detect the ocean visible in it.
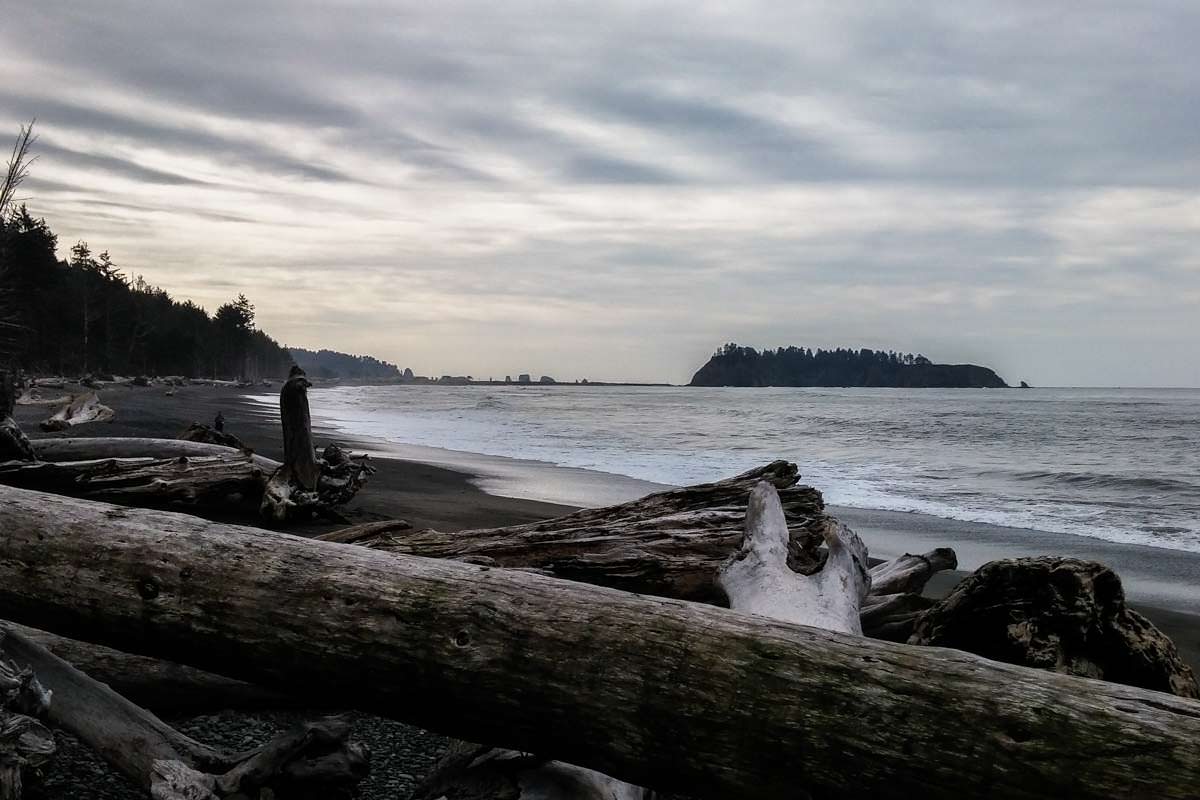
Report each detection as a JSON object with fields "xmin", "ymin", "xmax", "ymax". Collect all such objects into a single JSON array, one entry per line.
[{"xmin": 250, "ymin": 385, "xmax": 1200, "ymax": 555}]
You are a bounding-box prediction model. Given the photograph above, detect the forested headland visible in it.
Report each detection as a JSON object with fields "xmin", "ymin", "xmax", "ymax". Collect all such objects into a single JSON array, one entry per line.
[
  {"xmin": 0, "ymin": 124, "xmax": 393, "ymax": 383},
  {"xmin": 690, "ymin": 344, "xmax": 1008, "ymax": 388}
]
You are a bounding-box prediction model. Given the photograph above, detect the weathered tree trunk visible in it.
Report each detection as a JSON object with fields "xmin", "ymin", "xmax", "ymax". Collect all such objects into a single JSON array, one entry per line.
[
  {"xmin": 279, "ymin": 367, "xmax": 319, "ymax": 491},
  {"xmin": 0, "ymin": 626, "xmax": 368, "ymax": 799},
  {"xmin": 31, "ymin": 437, "xmax": 281, "ymax": 472},
  {"xmin": 0, "ymin": 454, "xmax": 264, "ymax": 505},
  {"xmin": 260, "ymin": 368, "xmax": 373, "ymax": 522},
  {"xmin": 38, "ymin": 392, "xmax": 114, "ymax": 432},
  {"xmin": 0, "ymin": 484, "xmax": 1197, "ymax": 800},
  {"xmin": 325, "ymin": 460, "xmax": 828, "ymax": 602}
]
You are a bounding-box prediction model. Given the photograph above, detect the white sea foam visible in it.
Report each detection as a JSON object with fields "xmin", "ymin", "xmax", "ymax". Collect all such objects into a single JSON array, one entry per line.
[{"xmin": 248, "ymin": 384, "xmax": 1200, "ymax": 554}]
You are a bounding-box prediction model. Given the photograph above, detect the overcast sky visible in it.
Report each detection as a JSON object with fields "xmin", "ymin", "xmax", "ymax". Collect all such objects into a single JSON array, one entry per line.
[{"xmin": 2, "ymin": 2, "xmax": 1198, "ymax": 385}]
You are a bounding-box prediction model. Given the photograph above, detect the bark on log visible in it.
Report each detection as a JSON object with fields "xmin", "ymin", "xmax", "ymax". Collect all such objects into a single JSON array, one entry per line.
[
  {"xmin": 0, "ymin": 455, "xmax": 263, "ymax": 505},
  {"xmin": 329, "ymin": 460, "xmax": 827, "ymax": 602},
  {"xmin": 39, "ymin": 392, "xmax": 114, "ymax": 432},
  {"xmin": 0, "ymin": 626, "xmax": 368, "ymax": 798},
  {"xmin": 911, "ymin": 557, "xmax": 1200, "ymax": 698},
  {"xmin": 1, "ymin": 485, "xmax": 1198, "ymax": 800}
]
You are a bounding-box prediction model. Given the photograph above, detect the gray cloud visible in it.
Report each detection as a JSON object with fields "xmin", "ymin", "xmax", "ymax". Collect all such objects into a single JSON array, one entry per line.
[{"xmin": 1, "ymin": 1, "xmax": 1198, "ymax": 385}]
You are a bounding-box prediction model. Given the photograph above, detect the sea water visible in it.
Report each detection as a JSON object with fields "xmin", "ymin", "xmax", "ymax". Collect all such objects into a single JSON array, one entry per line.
[{"xmin": 249, "ymin": 385, "xmax": 1200, "ymax": 554}]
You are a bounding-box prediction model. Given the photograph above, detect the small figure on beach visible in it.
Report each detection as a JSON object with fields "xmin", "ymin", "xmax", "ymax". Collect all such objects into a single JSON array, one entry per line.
[{"xmin": 214, "ymin": 411, "xmax": 225, "ymax": 432}]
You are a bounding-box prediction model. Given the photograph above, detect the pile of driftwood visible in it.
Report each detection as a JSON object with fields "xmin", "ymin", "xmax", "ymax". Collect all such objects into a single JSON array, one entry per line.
[
  {"xmin": 2, "ymin": 368, "xmax": 372, "ymax": 522},
  {"xmin": 0, "ymin": 367, "xmax": 1198, "ymax": 799}
]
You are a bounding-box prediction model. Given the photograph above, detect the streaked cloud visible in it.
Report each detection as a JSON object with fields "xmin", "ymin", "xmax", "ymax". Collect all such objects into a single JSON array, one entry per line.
[{"xmin": 1, "ymin": 1, "xmax": 1198, "ymax": 385}]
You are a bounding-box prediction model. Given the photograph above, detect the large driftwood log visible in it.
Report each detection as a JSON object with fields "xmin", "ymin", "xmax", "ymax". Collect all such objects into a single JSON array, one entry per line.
[
  {"xmin": 326, "ymin": 460, "xmax": 827, "ymax": 602},
  {"xmin": 0, "ymin": 627, "xmax": 368, "ymax": 799},
  {"xmin": 32, "ymin": 437, "xmax": 281, "ymax": 473},
  {"xmin": 911, "ymin": 557, "xmax": 1199, "ymax": 698},
  {"xmin": 0, "ymin": 454, "xmax": 263, "ymax": 505},
  {"xmin": 0, "ymin": 484, "xmax": 1198, "ymax": 800},
  {"xmin": 39, "ymin": 392, "xmax": 114, "ymax": 432}
]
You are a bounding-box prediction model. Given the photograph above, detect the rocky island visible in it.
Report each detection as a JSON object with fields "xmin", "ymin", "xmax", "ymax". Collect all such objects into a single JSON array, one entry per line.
[{"xmin": 690, "ymin": 344, "xmax": 1008, "ymax": 388}]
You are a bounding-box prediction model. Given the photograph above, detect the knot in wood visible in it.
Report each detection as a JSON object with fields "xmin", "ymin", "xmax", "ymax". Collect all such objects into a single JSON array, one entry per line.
[
  {"xmin": 137, "ymin": 576, "xmax": 161, "ymax": 600},
  {"xmin": 453, "ymin": 630, "xmax": 472, "ymax": 648}
]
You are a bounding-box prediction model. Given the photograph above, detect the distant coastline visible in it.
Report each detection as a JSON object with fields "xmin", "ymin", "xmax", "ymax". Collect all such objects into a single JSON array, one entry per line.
[{"xmin": 689, "ymin": 344, "xmax": 1008, "ymax": 388}]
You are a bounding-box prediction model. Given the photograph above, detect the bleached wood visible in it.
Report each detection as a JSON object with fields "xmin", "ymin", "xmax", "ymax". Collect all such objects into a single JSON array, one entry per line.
[
  {"xmin": 38, "ymin": 392, "xmax": 114, "ymax": 432},
  {"xmin": 869, "ymin": 548, "xmax": 957, "ymax": 596},
  {"xmin": 718, "ymin": 482, "xmax": 869, "ymax": 633},
  {"xmin": 1, "ymin": 484, "xmax": 1197, "ymax": 799},
  {"xmin": 30, "ymin": 437, "xmax": 280, "ymax": 472}
]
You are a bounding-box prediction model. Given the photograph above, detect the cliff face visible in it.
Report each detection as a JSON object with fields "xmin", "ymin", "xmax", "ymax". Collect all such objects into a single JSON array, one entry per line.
[{"xmin": 688, "ymin": 345, "xmax": 1008, "ymax": 388}]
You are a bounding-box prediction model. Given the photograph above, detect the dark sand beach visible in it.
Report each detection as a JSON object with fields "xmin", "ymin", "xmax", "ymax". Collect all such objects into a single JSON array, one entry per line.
[{"xmin": 11, "ymin": 383, "xmax": 1200, "ymax": 797}]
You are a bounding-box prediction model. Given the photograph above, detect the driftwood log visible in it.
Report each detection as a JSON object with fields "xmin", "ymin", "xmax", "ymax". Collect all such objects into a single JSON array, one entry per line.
[
  {"xmin": 31, "ymin": 437, "xmax": 281, "ymax": 472},
  {"xmin": 38, "ymin": 392, "xmax": 114, "ymax": 432},
  {"xmin": 0, "ymin": 484, "xmax": 1198, "ymax": 799},
  {"xmin": 0, "ymin": 627, "xmax": 368, "ymax": 799},
  {"xmin": 0, "ymin": 454, "xmax": 264, "ymax": 506},
  {"xmin": 323, "ymin": 460, "xmax": 827, "ymax": 602}
]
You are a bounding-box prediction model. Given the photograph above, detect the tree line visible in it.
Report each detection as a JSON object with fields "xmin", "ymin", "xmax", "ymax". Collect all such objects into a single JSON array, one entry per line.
[{"xmin": 0, "ymin": 123, "xmax": 291, "ymax": 380}]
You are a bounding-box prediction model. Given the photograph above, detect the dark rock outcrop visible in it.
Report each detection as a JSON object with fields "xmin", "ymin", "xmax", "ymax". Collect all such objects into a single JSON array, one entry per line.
[
  {"xmin": 689, "ymin": 344, "xmax": 1008, "ymax": 388},
  {"xmin": 910, "ymin": 557, "xmax": 1199, "ymax": 698}
]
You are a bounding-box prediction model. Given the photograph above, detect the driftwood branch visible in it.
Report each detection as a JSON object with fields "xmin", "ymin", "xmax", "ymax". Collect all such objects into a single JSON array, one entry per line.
[
  {"xmin": 0, "ymin": 484, "xmax": 1197, "ymax": 800},
  {"xmin": 0, "ymin": 626, "xmax": 368, "ymax": 798}
]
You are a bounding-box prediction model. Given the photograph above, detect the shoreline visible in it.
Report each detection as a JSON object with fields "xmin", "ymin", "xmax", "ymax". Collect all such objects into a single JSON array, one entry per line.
[{"xmin": 15, "ymin": 383, "xmax": 1200, "ymax": 672}]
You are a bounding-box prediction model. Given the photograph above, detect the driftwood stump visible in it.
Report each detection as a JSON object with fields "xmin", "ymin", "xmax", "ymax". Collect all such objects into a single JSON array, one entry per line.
[
  {"xmin": 261, "ymin": 367, "xmax": 373, "ymax": 522},
  {"xmin": 911, "ymin": 556, "xmax": 1199, "ymax": 698}
]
